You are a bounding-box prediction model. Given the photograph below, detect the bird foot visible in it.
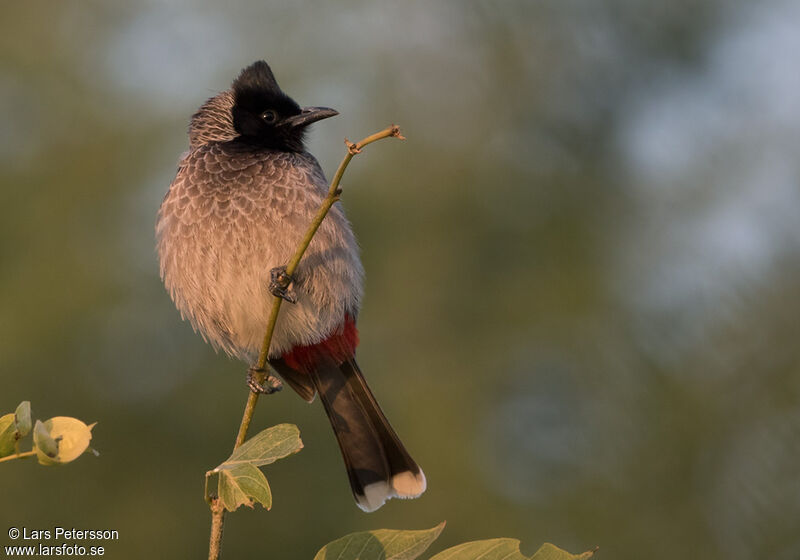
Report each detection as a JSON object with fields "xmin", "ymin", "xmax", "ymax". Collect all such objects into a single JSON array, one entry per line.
[
  {"xmin": 269, "ymin": 266, "xmax": 297, "ymax": 303},
  {"xmin": 247, "ymin": 367, "xmax": 283, "ymax": 395}
]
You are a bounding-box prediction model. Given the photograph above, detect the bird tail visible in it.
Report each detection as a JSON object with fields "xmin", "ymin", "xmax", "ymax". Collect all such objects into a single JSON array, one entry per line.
[{"xmin": 309, "ymin": 357, "xmax": 426, "ymax": 512}]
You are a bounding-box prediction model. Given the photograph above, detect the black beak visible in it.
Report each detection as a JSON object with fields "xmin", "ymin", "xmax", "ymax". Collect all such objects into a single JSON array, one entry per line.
[{"xmin": 282, "ymin": 106, "xmax": 339, "ymax": 128}]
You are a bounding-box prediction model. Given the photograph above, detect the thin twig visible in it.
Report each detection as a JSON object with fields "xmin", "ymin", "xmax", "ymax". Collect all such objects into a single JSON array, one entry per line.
[
  {"xmin": 207, "ymin": 125, "xmax": 404, "ymax": 560},
  {"xmin": 0, "ymin": 450, "xmax": 36, "ymax": 464},
  {"xmin": 207, "ymin": 498, "xmax": 225, "ymax": 560}
]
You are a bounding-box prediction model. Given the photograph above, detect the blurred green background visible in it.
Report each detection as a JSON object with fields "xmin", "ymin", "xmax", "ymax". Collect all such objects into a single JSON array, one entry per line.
[{"xmin": 2, "ymin": 1, "xmax": 799, "ymax": 558}]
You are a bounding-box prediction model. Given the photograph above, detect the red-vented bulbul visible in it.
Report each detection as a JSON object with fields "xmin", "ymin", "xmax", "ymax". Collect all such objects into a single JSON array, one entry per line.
[{"xmin": 156, "ymin": 60, "xmax": 426, "ymax": 511}]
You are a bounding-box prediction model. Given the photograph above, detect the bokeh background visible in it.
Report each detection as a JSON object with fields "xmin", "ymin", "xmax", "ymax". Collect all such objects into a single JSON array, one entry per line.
[{"xmin": 2, "ymin": 1, "xmax": 799, "ymax": 558}]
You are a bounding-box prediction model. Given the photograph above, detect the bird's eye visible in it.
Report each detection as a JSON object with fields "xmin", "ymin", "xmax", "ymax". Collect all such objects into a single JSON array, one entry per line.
[{"xmin": 261, "ymin": 110, "xmax": 278, "ymax": 123}]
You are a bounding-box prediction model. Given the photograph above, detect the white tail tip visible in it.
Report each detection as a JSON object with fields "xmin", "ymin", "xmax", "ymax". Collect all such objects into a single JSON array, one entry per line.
[{"xmin": 355, "ymin": 469, "xmax": 427, "ymax": 512}]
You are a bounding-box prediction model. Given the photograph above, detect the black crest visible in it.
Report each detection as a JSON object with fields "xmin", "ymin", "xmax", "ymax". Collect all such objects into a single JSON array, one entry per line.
[
  {"xmin": 232, "ymin": 61, "xmax": 284, "ymax": 99},
  {"xmin": 231, "ymin": 61, "xmax": 304, "ymax": 151}
]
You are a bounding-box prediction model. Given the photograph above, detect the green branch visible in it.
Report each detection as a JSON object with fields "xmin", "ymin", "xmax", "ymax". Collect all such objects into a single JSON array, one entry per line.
[{"xmin": 207, "ymin": 125, "xmax": 405, "ymax": 560}]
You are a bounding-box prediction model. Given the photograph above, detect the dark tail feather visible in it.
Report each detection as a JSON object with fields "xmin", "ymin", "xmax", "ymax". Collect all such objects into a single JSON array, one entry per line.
[
  {"xmin": 310, "ymin": 357, "xmax": 426, "ymax": 512},
  {"xmin": 270, "ymin": 357, "xmax": 316, "ymax": 402}
]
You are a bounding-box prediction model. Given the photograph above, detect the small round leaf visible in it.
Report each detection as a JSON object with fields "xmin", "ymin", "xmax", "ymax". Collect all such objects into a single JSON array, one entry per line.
[
  {"xmin": 33, "ymin": 420, "xmax": 59, "ymax": 463},
  {"xmin": 34, "ymin": 417, "xmax": 95, "ymax": 465},
  {"xmin": 14, "ymin": 401, "xmax": 32, "ymax": 437},
  {"xmin": 0, "ymin": 413, "xmax": 17, "ymax": 457}
]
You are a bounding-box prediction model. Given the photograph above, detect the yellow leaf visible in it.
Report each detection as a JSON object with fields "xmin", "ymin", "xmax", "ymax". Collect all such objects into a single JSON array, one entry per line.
[{"xmin": 34, "ymin": 417, "xmax": 95, "ymax": 465}]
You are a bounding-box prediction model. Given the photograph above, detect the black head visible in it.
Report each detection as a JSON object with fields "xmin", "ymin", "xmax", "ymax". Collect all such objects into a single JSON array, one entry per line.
[{"xmin": 231, "ymin": 61, "xmax": 338, "ymax": 152}]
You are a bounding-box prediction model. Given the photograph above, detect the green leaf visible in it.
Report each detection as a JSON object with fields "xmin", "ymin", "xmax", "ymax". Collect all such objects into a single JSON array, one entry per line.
[
  {"xmin": 14, "ymin": 401, "xmax": 32, "ymax": 437},
  {"xmin": 0, "ymin": 413, "xmax": 16, "ymax": 457},
  {"xmin": 34, "ymin": 417, "xmax": 95, "ymax": 465},
  {"xmin": 211, "ymin": 424, "xmax": 302, "ymax": 513},
  {"xmin": 531, "ymin": 543, "xmax": 595, "ymax": 560},
  {"xmin": 430, "ymin": 540, "xmax": 594, "ymax": 560},
  {"xmin": 314, "ymin": 523, "xmax": 446, "ymax": 560},
  {"xmin": 218, "ymin": 423, "xmax": 303, "ymax": 470},
  {"xmin": 33, "ymin": 420, "xmax": 59, "ymax": 463},
  {"xmin": 218, "ymin": 463, "xmax": 272, "ymax": 512},
  {"xmin": 429, "ymin": 539, "xmax": 526, "ymax": 560}
]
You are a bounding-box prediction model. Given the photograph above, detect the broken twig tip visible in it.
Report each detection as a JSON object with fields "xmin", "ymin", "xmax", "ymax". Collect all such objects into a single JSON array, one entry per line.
[{"xmin": 389, "ymin": 124, "xmax": 405, "ymax": 140}]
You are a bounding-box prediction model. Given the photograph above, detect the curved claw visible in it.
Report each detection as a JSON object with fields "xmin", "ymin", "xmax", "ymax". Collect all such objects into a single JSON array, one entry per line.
[
  {"xmin": 247, "ymin": 367, "xmax": 283, "ymax": 395},
  {"xmin": 269, "ymin": 266, "xmax": 297, "ymax": 304}
]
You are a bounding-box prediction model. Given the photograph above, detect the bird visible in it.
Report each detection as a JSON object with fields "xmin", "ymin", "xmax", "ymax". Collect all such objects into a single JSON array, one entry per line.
[{"xmin": 156, "ymin": 60, "xmax": 426, "ymax": 512}]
